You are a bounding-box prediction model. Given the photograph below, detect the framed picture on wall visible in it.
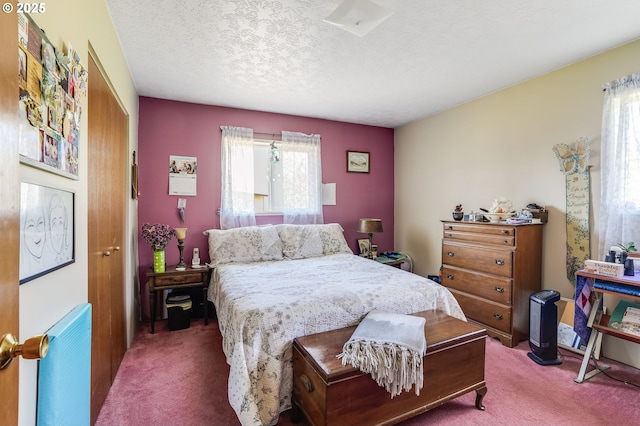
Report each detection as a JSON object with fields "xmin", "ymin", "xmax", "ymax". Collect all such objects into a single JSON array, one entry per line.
[
  {"xmin": 19, "ymin": 182, "xmax": 75, "ymax": 284},
  {"xmin": 347, "ymin": 151, "xmax": 370, "ymax": 173}
]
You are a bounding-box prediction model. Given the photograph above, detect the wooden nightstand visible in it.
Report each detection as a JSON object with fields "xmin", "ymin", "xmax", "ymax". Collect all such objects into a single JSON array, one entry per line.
[
  {"xmin": 147, "ymin": 266, "xmax": 212, "ymax": 333},
  {"xmin": 376, "ymin": 257, "xmax": 404, "ymax": 268},
  {"xmin": 375, "ymin": 252, "xmax": 413, "ymax": 271}
]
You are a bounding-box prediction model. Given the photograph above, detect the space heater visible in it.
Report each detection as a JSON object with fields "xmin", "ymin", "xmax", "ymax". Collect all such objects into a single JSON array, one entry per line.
[{"xmin": 527, "ymin": 290, "xmax": 562, "ymax": 365}]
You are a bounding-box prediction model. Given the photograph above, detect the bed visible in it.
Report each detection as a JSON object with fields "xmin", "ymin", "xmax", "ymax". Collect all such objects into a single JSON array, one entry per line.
[{"xmin": 205, "ymin": 223, "xmax": 465, "ymax": 426}]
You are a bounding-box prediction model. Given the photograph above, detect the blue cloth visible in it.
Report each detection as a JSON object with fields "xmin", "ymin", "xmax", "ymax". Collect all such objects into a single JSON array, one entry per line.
[
  {"xmin": 594, "ymin": 280, "xmax": 640, "ymax": 297},
  {"xmin": 37, "ymin": 304, "xmax": 92, "ymax": 426}
]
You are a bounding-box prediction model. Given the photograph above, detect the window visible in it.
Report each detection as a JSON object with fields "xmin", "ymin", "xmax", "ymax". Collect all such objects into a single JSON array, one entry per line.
[
  {"xmin": 220, "ymin": 126, "xmax": 323, "ymax": 228},
  {"xmin": 599, "ymin": 73, "xmax": 640, "ymax": 256},
  {"xmin": 253, "ymin": 140, "xmax": 283, "ymax": 214},
  {"xmin": 253, "ymin": 134, "xmax": 323, "ymax": 225}
]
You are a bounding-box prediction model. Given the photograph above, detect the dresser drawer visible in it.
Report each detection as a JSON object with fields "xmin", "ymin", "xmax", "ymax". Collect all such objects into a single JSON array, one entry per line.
[
  {"xmin": 450, "ymin": 289, "xmax": 512, "ymax": 334},
  {"xmin": 443, "ymin": 229, "xmax": 515, "ymax": 246},
  {"xmin": 443, "ymin": 223, "xmax": 515, "ymax": 237},
  {"xmin": 442, "ymin": 242, "xmax": 513, "ymax": 278},
  {"xmin": 442, "ymin": 266, "xmax": 512, "ymax": 305},
  {"xmin": 154, "ymin": 273, "xmax": 204, "ymax": 286}
]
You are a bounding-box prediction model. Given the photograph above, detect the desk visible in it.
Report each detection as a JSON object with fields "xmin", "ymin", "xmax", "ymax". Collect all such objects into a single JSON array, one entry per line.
[
  {"xmin": 574, "ymin": 270, "xmax": 640, "ymax": 383},
  {"xmin": 147, "ymin": 266, "xmax": 211, "ymax": 333}
]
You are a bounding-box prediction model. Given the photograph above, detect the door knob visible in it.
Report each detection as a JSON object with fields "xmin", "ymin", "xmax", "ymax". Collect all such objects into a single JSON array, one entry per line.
[{"xmin": 0, "ymin": 334, "xmax": 49, "ymax": 370}]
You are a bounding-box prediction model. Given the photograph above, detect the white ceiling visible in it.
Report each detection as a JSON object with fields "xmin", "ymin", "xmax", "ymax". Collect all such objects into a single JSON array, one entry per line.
[{"xmin": 105, "ymin": 0, "xmax": 640, "ymax": 128}]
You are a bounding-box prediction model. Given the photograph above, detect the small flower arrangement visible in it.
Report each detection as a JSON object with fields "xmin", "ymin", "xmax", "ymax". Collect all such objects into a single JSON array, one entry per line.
[
  {"xmin": 454, "ymin": 204, "xmax": 463, "ymax": 213},
  {"xmin": 141, "ymin": 223, "xmax": 175, "ymax": 251}
]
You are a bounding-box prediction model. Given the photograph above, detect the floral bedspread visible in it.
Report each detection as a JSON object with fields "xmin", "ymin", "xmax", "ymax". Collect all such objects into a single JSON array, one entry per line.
[{"xmin": 209, "ymin": 253, "xmax": 465, "ymax": 426}]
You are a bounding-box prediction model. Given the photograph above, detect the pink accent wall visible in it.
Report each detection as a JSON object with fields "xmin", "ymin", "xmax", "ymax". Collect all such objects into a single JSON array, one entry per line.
[{"xmin": 137, "ymin": 97, "xmax": 394, "ymax": 281}]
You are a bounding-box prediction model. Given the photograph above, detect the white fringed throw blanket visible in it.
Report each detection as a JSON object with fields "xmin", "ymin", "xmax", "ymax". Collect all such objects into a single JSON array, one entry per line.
[{"xmin": 338, "ymin": 310, "xmax": 427, "ymax": 398}]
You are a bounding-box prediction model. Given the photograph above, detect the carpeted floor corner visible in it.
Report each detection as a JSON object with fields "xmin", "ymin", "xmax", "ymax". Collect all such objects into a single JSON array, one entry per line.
[{"xmin": 96, "ymin": 319, "xmax": 640, "ymax": 426}]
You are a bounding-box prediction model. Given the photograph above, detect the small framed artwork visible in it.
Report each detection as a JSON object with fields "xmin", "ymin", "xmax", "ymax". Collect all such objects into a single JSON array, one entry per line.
[
  {"xmin": 358, "ymin": 238, "xmax": 371, "ymax": 257},
  {"xmin": 19, "ymin": 182, "xmax": 75, "ymax": 284},
  {"xmin": 347, "ymin": 151, "xmax": 370, "ymax": 173}
]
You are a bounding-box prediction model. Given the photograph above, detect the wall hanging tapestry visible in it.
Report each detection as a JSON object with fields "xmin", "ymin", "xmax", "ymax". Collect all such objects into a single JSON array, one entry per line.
[{"xmin": 552, "ymin": 137, "xmax": 591, "ymax": 285}]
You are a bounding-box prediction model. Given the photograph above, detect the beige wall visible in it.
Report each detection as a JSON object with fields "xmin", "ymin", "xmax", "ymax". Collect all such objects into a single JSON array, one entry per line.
[
  {"xmin": 395, "ymin": 39, "xmax": 640, "ymax": 368},
  {"xmin": 18, "ymin": 1, "xmax": 138, "ymax": 424}
]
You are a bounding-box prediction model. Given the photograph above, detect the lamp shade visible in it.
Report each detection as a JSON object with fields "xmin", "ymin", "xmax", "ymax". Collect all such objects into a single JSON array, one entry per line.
[
  {"xmin": 357, "ymin": 218, "xmax": 383, "ymax": 234},
  {"xmin": 175, "ymin": 227, "xmax": 188, "ymax": 240}
]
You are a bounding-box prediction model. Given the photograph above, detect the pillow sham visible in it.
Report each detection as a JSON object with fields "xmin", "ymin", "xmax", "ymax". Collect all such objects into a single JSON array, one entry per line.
[
  {"xmin": 276, "ymin": 224, "xmax": 324, "ymax": 259},
  {"xmin": 317, "ymin": 223, "xmax": 353, "ymax": 255},
  {"xmin": 204, "ymin": 225, "xmax": 283, "ymax": 266}
]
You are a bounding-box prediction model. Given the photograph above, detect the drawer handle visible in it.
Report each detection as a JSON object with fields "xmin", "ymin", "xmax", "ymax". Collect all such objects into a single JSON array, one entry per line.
[
  {"xmin": 446, "ymin": 274, "xmax": 454, "ymax": 280},
  {"xmin": 501, "ymin": 230, "xmax": 509, "ymax": 234},
  {"xmin": 494, "ymin": 286, "xmax": 505, "ymax": 293},
  {"xmin": 493, "ymin": 313, "xmax": 503, "ymax": 320},
  {"xmin": 300, "ymin": 374, "xmax": 313, "ymax": 393},
  {"xmin": 447, "ymin": 251, "xmax": 455, "ymax": 257},
  {"xmin": 447, "ymin": 225, "xmax": 453, "ymax": 230},
  {"xmin": 495, "ymin": 259, "xmax": 505, "ymax": 265}
]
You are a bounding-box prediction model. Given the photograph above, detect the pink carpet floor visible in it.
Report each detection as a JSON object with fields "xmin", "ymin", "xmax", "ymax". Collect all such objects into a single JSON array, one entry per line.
[{"xmin": 96, "ymin": 319, "xmax": 640, "ymax": 425}]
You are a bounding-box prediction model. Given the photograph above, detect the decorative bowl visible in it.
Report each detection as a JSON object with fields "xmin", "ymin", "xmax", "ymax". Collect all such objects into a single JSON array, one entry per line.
[{"xmin": 483, "ymin": 212, "xmax": 513, "ymax": 222}]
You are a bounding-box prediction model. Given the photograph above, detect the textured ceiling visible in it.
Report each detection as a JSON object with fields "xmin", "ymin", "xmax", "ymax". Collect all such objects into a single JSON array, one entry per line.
[{"xmin": 105, "ymin": 0, "xmax": 640, "ymax": 128}]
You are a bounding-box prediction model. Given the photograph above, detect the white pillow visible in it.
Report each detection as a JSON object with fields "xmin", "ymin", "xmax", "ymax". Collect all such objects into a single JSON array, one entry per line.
[
  {"xmin": 318, "ymin": 223, "xmax": 353, "ymax": 254},
  {"xmin": 204, "ymin": 225, "xmax": 283, "ymax": 266},
  {"xmin": 276, "ymin": 224, "xmax": 324, "ymax": 259}
]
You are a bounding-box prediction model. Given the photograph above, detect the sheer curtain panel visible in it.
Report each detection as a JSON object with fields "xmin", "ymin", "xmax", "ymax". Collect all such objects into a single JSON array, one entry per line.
[
  {"xmin": 220, "ymin": 126, "xmax": 256, "ymax": 229},
  {"xmin": 599, "ymin": 73, "xmax": 640, "ymax": 257},
  {"xmin": 281, "ymin": 131, "xmax": 323, "ymax": 224}
]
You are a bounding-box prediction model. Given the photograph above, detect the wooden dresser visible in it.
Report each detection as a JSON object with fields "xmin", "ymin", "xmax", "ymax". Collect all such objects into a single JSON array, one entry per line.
[{"xmin": 441, "ymin": 221, "xmax": 543, "ymax": 347}]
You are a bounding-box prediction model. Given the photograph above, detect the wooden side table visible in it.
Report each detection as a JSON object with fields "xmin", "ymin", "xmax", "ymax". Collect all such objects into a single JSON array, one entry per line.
[
  {"xmin": 147, "ymin": 266, "xmax": 212, "ymax": 333},
  {"xmin": 375, "ymin": 252, "xmax": 412, "ymax": 271}
]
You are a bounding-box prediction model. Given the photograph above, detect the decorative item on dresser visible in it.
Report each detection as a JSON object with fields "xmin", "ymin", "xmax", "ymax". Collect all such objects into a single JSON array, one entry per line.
[
  {"xmin": 141, "ymin": 223, "xmax": 176, "ymax": 273},
  {"xmin": 441, "ymin": 220, "xmax": 544, "ymax": 347},
  {"xmin": 452, "ymin": 204, "xmax": 464, "ymax": 221},
  {"xmin": 174, "ymin": 228, "xmax": 188, "ymax": 271},
  {"xmin": 357, "ymin": 218, "xmax": 383, "ymax": 259}
]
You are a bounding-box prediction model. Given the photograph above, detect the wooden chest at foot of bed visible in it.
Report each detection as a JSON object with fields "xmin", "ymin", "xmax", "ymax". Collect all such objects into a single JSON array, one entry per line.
[{"xmin": 291, "ymin": 310, "xmax": 487, "ymax": 426}]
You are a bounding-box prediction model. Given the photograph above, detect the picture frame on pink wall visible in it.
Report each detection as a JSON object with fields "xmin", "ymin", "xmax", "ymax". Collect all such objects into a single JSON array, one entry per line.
[{"xmin": 347, "ymin": 151, "xmax": 370, "ymax": 173}]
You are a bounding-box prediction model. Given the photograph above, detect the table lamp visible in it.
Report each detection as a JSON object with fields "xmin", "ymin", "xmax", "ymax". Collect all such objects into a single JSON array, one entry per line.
[
  {"xmin": 175, "ymin": 228, "xmax": 188, "ymax": 270},
  {"xmin": 357, "ymin": 218, "xmax": 383, "ymax": 258}
]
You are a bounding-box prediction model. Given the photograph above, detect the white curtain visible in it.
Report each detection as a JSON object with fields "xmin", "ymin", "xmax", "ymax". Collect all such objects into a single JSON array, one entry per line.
[
  {"xmin": 599, "ymin": 72, "xmax": 640, "ymax": 257},
  {"xmin": 281, "ymin": 131, "xmax": 323, "ymax": 224},
  {"xmin": 220, "ymin": 126, "xmax": 256, "ymax": 229}
]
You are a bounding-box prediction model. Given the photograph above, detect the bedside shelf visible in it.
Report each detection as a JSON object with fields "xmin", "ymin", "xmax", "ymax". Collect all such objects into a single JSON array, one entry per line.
[{"xmin": 147, "ymin": 265, "xmax": 212, "ymax": 333}]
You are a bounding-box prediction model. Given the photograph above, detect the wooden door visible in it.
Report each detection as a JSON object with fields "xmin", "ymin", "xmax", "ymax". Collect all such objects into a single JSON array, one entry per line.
[
  {"xmin": 87, "ymin": 54, "xmax": 127, "ymax": 424},
  {"xmin": 0, "ymin": 11, "xmax": 20, "ymax": 425}
]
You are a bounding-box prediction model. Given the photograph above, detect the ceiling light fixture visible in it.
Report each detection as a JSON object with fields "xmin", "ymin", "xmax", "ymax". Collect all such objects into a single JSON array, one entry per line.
[{"xmin": 323, "ymin": 0, "xmax": 393, "ymax": 37}]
